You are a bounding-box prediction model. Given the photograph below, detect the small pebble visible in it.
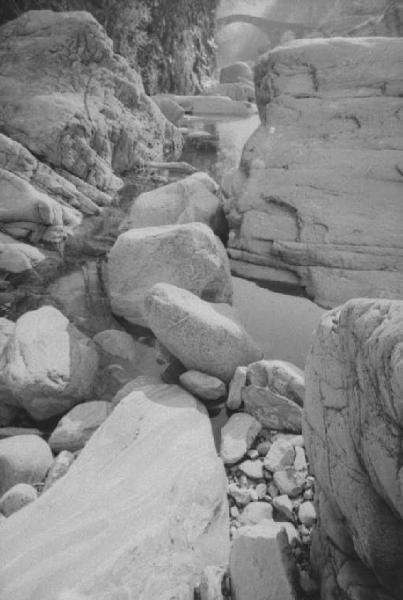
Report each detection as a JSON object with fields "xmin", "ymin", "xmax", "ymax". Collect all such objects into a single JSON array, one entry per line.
[
  {"xmin": 267, "ymin": 482, "xmax": 279, "ymax": 498},
  {"xmin": 0, "ymin": 483, "xmax": 38, "ymax": 517},
  {"xmin": 298, "ymin": 501, "xmax": 317, "ymax": 527},
  {"xmin": 239, "ymin": 459, "xmax": 264, "ymax": 480},
  {"xmin": 249, "ymin": 488, "xmax": 259, "ymax": 502},
  {"xmin": 255, "ymin": 483, "xmax": 267, "ymax": 499},
  {"xmin": 246, "ymin": 449, "xmax": 259, "ymax": 460},
  {"xmin": 238, "ymin": 475, "xmax": 249, "ymax": 488},
  {"xmin": 303, "ymin": 489, "xmax": 314, "ymax": 501},
  {"xmin": 256, "ymin": 440, "xmax": 272, "ymax": 456},
  {"xmin": 230, "ymin": 506, "xmax": 239, "ymax": 518},
  {"xmin": 294, "ymin": 446, "xmax": 308, "ymax": 472},
  {"xmin": 228, "ymin": 483, "xmax": 250, "ymax": 506},
  {"xmin": 273, "ymin": 494, "xmax": 294, "ymax": 521},
  {"xmin": 239, "ymin": 501, "xmax": 273, "ymax": 525},
  {"xmin": 305, "ymin": 476, "xmax": 315, "ymax": 489}
]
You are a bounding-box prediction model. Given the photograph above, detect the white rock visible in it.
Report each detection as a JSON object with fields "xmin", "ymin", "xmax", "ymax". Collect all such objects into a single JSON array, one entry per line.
[
  {"xmin": 0, "ymin": 233, "xmax": 45, "ymax": 273},
  {"xmin": 48, "ymin": 401, "xmax": 114, "ymax": 453},
  {"xmin": 145, "ymin": 283, "xmax": 262, "ymax": 382},
  {"xmin": 2, "ymin": 306, "xmax": 99, "ymax": 420},
  {"xmin": 107, "ymin": 223, "xmax": 233, "ymax": 326},
  {"xmin": 93, "ymin": 330, "xmax": 137, "ymax": 363},
  {"xmin": 239, "ymin": 459, "xmax": 264, "ymax": 480},
  {"xmin": 298, "ymin": 501, "xmax": 317, "ymax": 527},
  {"xmin": 173, "ymin": 94, "xmax": 252, "ymax": 116},
  {"xmin": 274, "ymin": 468, "xmax": 306, "ymax": 498},
  {"xmin": 200, "ymin": 565, "xmax": 225, "ymax": 600},
  {"xmin": 226, "ymin": 366, "xmax": 247, "ymax": 410},
  {"xmin": 228, "ymin": 483, "xmax": 251, "ymax": 507},
  {"xmin": 0, "ymin": 435, "xmax": 53, "ymax": 496},
  {"xmin": 0, "ymin": 383, "xmax": 229, "ymax": 600},
  {"xmin": 179, "ymin": 370, "xmax": 226, "ymax": 402},
  {"xmin": 230, "ymin": 519, "xmax": 298, "ymax": 600},
  {"xmin": 42, "ymin": 451, "xmax": 75, "ymax": 492},
  {"xmin": 239, "ymin": 502, "xmax": 273, "ymax": 525},
  {"xmin": 293, "ymin": 446, "xmax": 308, "ymax": 472},
  {"xmin": 264, "ymin": 439, "xmax": 296, "ymax": 473},
  {"xmin": 0, "ymin": 483, "xmax": 38, "ymax": 517},
  {"xmin": 220, "ymin": 413, "xmax": 262, "ymax": 464}
]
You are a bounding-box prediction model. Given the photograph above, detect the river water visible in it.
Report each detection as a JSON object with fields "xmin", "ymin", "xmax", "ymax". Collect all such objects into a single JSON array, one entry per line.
[{"xmin": 180, "ymin": 111, "xmax": 324, "ymax": 371}]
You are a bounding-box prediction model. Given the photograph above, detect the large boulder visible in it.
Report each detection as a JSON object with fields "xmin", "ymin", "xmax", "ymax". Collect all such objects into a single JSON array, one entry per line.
[
  {"xmin": 144, "ymin": 283, "xmax": 262, "ymax": 382},
  {"xmin": 304, "ymin": 298, "xmax": 403, "ymax": 599},
  {"xmin": 225, "ymin": 37, "xmax": 403, "ymax": 308},
  {"xmin": 107, "ymin": 222, "xmax": 233, "ymax": 326},
  {"xmin": 121, "ymin": 172, "xmax": 227, "ymax": 238},
  {"xmin": 0, "ymin": 382, "xmax": 229, "ymax": 600},
  {"xmin": 0, "ymin": 11, "xmax": 182, "ymax": 202},
  {"xmin": 1, "ymin": 306, "xmax": 99, "ymax": 421}
]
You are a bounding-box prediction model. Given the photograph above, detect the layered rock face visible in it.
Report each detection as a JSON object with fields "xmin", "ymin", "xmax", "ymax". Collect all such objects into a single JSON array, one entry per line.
[
  {"xmin": 0, "ymin": 383, "xmax": 229, "ymax": 600},
  {"xmin": 304, "ymin": 298, "xmax": 403, "ymax": 599},
  {"xmin": 224, "ymin": 36, "xmax": 403, "ymax": 307},
  {"xmin": 0, "ymin": 10, "xmax": 181, "ymax": 244}
]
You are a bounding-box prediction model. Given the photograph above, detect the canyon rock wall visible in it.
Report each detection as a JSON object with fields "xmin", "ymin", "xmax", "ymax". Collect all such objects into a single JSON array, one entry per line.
[
  {"xmin": 304, "ymin": 298, "xmax": 403, "ymax": 600},
  {"xmin": 224, "ymin": 36, "xmax": 403, "ymax": 307},
  {"xmin": 0, "ymin": 0, "xmax": 218, "ymax": 95}
]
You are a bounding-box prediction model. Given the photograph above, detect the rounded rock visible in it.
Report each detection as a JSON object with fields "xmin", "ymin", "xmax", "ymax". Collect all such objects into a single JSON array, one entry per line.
[
  {"xmin": 0, "ymin": 435, "xmax": 53, "ymax": 496},
  {"xmin": 298, "ymin": 501, "xmax": 317, "ymax": 527},
  {"xmin": 0, "ymin": 483, "xmax": 38, "ymax": 517}
]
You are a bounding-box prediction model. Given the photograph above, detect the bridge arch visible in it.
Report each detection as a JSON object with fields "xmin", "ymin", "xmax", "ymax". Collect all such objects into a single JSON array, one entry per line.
[{"xmin": 216, "ymin": 14, "xmax": 312, "ymax": 47}]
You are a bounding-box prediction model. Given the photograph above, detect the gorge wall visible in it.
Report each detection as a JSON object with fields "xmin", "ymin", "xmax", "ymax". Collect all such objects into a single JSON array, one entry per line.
[
  {"xmin": 223, "ymin": 35, "xmax": 403, "ymax": 308},
  {"xmin": 0, "ymin": 0, "xmax": 218, "ymax": 95}
]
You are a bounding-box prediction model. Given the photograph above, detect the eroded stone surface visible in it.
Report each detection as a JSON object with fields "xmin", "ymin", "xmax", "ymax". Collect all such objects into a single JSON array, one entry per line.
[
  {"xmin": 304, "ymin": 298, "xmax": 403, "ymax": 599},
  {"xmin": 0, "ymin": 382, "xmax": 229, "ymax": 600},
  {"xmin": 225, "ymin": 37, "xmax": 403, "ymax": 308}
]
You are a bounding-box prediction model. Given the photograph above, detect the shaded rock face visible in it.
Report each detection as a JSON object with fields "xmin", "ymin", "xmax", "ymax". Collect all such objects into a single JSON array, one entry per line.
[
  {"xmin": 224, "ymin": 36, "xmax": 403, "ymax": 308},
  {"xmin": 0, "ymin": 383, "xmax": 229, "ymax": 600},
  {"xmin": 0, "ymin": 1, "xmax": 219, "ymax": 95},
  {"xmin": 0, "ymin": 10, "xmax": 182, "ymax": 213},
  {"xmin": 304, "ymin": 298, "xmax": 403, "ymax": 599}
]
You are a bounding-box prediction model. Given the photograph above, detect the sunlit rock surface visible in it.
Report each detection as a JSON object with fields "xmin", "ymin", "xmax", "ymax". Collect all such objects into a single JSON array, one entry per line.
[
  {"xmin": 225, "ymin": 36, "xmax": 403, "ymax": 308},
  {"xmin": 0, "ymin": 10, "xmax": 182, "ymax": 227},
  {"xmin": 0, "ymin": 383, "xmax": 229, "ymax": 600},
  {"xmin": 304, "ymin": 298, "xmax": 403, "ymax": 599}
]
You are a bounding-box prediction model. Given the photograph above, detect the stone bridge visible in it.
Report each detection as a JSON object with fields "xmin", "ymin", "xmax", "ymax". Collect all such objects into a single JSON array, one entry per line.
[{"xmin": 216, "ymin": 14, "xmax": 314, "ymax": 46}]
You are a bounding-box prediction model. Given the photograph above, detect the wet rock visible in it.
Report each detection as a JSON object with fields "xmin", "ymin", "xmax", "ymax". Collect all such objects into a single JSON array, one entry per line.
[
  {"xmin": 304, "ymin": 298, "xmax": 403, "ymax": 598},
  {"xmin": 179, "ymin": 370, "xmax": 226, "ymax": 403},
  {"xmin": 121, "ymin": 173, "xmax": 226, "ymax": 237},
  {"xmin": 0, "ymin": 483, "xmax": 38, "ymax": 517},
  {"xmin": 48, "ymin": 401, "xmax": 114, "ymax": 453},
  {"xmin": 226, "ymin": 366, "xmax": 247, "ymax": 411},
  {"xmin": 42, "ymin": 450, "xmax": 75, "ymax": 493},
  {"xmin": 2, "ymin": 306, "xmax": 99, "ymax": 421},
  {"xmin": 230, "ymin": 519, "xmax": 298, "ymax": 600},
  {"xmin": 239, "ymin": 502, "xmax": 273, "ymax": 526},
  {"xmin": 219, "ymin": 62, "xmax": 253, "ymax": 84},
  {"xmin": 242, "ymin": 386, "xmax": 302, "ymax": 432},
  {"xmin": 0, "ymin": 383, "xmax": 229, "ymax": 599},
  {"xmin": 144, "ymin": 283, "xmax": 262, "ymax": 382},
  {"xmin": 247, "ymin": 360, "xmax": 305, "ymax": 407},
  {"xmin": 107, "ymin": 222, "xmax": 233, "ymax": 326},
  {"xmin": 264, "ymin": 439, "xmax": 296, "ymax": 472},
  {"xmin": 220, "ymin": 413, "xmax": 262, "ymax": 465},
  {"xmin": 0, "ymin": 434, "xmax": 53, "ymax": 496}
]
